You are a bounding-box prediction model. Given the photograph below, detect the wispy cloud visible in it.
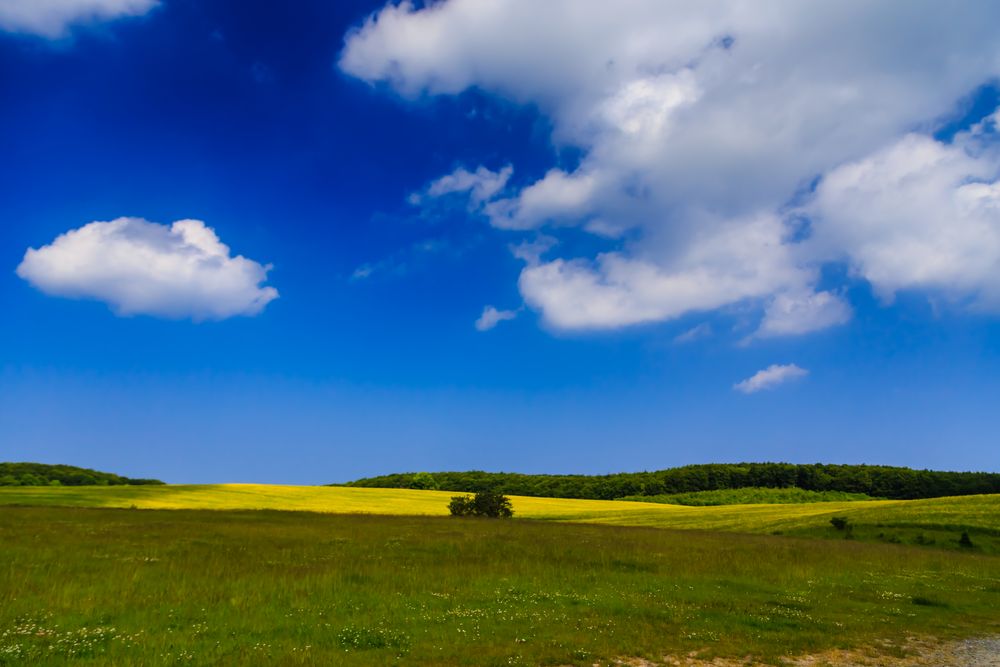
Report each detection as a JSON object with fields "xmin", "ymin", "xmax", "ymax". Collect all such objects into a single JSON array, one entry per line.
[
  {"xmin": 409, "ymin": 165, "xmax": 513, "ymax": 211},
  {"xmin": 734, "ymin": 364, "xmax": 808, "ymax": 394},
  {"xmin": 673, "ymin": 322, "xmax": 712, "ymax": 344},
  {"xmin": 475, "ymin": 305, "xmax": 518, "ymax": 331},
  {"xmin": 350, "ymin": 238, "xmax": 456, "ymax": 282}
]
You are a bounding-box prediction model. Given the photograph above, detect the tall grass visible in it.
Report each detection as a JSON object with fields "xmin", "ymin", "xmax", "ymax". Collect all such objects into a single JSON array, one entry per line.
[{"xmin": 0, "ymin": 507, "xmax": 998, "ymax": 665}]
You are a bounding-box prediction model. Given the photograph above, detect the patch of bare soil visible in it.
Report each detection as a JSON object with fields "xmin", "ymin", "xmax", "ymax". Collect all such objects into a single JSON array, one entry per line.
[{"xmin": 598, "ymin": 635, "xmax": 1000, "ymax": 667}]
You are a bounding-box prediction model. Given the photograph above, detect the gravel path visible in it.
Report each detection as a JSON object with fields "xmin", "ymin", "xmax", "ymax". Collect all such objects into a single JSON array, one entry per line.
[
  {"xmin": 611, "ymin": 636, "xmax": 1000, "ymax": 666},
  {"xmin": 902, "ymin": 637, "xmax": 1000, "ymax": 667}
]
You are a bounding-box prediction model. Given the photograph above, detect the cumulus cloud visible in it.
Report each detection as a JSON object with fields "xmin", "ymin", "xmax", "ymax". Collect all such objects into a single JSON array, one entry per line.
[
  {"xmin": 17, "ymin": 217, "xmax": 278, "ymax": 320},
  {"xmin": 0, "ymin": 0, "xmax": 157, "ymax": 38},
  {"xmin": 341, "ymin": 1, "xmax": 1000, "ymax": 335},
  {"xmin": 518, "ymin": 214, "xmax": 813, "ymax": 330},
  {"xmin": 809, "ymin": 122, "xmax": 1000, "ymax": 311},
  {"xmin": 734, "ymin": 364, "xmax": 808, "ymax": 394},
  {"xmin": 474, "ymin": 305, "xmax": 518, "ymax": 331}
]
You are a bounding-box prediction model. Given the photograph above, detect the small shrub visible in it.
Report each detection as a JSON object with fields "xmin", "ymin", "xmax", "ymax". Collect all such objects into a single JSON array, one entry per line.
[
  {"xmin": 829, "ymin": 516, "xmax": 850, "ymax": 531},
  {"xmin": 959, "ymin": 531, "xmax": 974, "ymax": 548},
  {"xmin": 912, "ymin": 596, "xmax": 948, "ymax": 608}
]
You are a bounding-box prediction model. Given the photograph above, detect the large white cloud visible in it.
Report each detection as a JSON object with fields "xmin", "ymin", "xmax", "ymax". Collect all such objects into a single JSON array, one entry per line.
[
  {"xmin": 17, "ymin": 217, "xmax": 278, "ymax": 320},
  {"xmin": 0, "ymin": 0, "xmax": 157, "ymax": 38},
  {"xmin": 809, "ymin": 117, "xmax": 1000, "ymax": 311},
  {"xmin": 341, "ymin": 0, "xmax": 1000, "ymax": 334}
]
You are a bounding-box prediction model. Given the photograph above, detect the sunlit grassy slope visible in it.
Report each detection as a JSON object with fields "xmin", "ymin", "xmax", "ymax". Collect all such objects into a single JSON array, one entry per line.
[
  {"xmin": 1, "ymin": 484, "xmax": 997, "ymax": 549},
  {"xmin": 2, "ymin": 507, "xmax": 998, "ymax": 665}
]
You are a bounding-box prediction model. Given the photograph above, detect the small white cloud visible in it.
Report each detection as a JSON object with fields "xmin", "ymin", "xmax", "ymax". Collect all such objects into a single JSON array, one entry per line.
[
  {"xmin": 350, "ymin": 264, "xmax": 374, "ymax": 281},
  {"xmin": 0, "ymin": 0, "xmax": 158, "ymax": 38},
  {"xmin": 510, "ymin": 235, "xmax": 557, "ymax": 265},
  {"xmin": 734, "ymin": 364, "xmax": 809, "ymax": 394},
  {"xmin": 673, "ymin": 322, "xmax": 712, "ymax": 344},
  {"xmin": 756, "ymin": 290, "xmax": 852, "ymax": 338},
  {"xmin": 17, "ymin": 217, "xmax": 278, "ymax": 320},
  {"xmin": 475, "ymin": 305, "xmax": 518, "ymax": 331},
  {"xmin": 412, "ymin": 165, "xmax": 513, "ymax": 209}
]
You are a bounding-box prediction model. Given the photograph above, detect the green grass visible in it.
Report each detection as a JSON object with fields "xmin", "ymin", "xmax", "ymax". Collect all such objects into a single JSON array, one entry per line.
[
  {"xmin": 1, "ymin": 484, "xmax": 997, "ymax": 554},
  {"xmin": 619, "ymin": 487, "xmax": 878, "ymax": 506},
  {"xmin": 0, "ymin": 506, "xmax": 998, "ymax": 666}
]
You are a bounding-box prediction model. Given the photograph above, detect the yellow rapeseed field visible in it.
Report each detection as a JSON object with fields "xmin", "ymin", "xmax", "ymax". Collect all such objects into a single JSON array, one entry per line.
[{"xmin": 1, "ymin": 483, "xmax": 997, "ymax": 536}]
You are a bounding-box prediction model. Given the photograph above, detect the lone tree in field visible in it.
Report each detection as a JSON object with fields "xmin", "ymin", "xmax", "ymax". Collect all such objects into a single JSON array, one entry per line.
[{"xmin": 448, "ymin": 490, "xmax": 513, "ymax": 518}]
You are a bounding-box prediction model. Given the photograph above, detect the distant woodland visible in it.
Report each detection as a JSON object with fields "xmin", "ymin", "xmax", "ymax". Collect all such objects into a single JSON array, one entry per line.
[
  {"xmin": 0, "ymin": 463, "xmax": 163, "ymax": 487},
  {"xmin": 343, "ymin": 463, "xmax": 1000, "ymax": 501}
]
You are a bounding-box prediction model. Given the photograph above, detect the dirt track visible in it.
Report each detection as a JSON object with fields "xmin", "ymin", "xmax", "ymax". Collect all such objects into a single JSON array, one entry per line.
[{"xmin": 609, "ymin": 636, "xmax": 1000, "ymax": 666}]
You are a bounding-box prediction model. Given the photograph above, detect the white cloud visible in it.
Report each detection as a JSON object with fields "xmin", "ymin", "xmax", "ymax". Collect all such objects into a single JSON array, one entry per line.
[
  {"xmin": 484, "ymin": 168, "xmax": 600, "ymax": 230},
  {"xmin": 350, "ymin": 264, "xmax": 375, "ymax": 281},
  {"xmin": 673, "ymin": 322, "xmax": 712, "ymax": 344},
  {"xmin": 510, "ymin": 235, "xmax": 557, "ymax": 264},
  {"xmin": 809, "ymin": 126, "xmax": 1000, "ymax": 311},
  {"xmin": 17, "ymin": 217, "xmax": 278, "ymax": 320},
  {"xmin": 756, "ymin": 290, "xmax": 852, "ymax": 338},
  {"xmin": 474, "ymin": 305, "xmax": 517, "ymax": 331},
  {"xmin": 734, "ymin": 364, "xmax": 808, "ymax": 394},
  {"xmin": 415, "ymin": 164, "xmax": 512, "ymax": 208},
  {"xmin": 518, "ymin": 214, "xmax": 813, "ymax": 330},
  {"xmin": 341, "ymin": 1, "xmax": 1000, "ymax": 334},
  {"xmin": 0, "ymin": 0, "xmax": 157, "ymax": 38}
]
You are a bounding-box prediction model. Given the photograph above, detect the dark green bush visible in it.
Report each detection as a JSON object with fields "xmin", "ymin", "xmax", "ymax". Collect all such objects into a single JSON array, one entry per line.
[
  {"xmin": 448, "ymin": 491, "xmax": 513, "ymax": 518},
  {"xmin": 448, "ymin": 495, "xmax": 476, "ymax": 516},
  {"xmin": 830, "ymin": 516, "xmax": 850, "ymax": 531}
]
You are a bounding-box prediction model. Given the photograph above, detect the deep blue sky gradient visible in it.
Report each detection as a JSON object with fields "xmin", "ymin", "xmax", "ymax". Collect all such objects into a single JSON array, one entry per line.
[{"xmin": 1, "ymin": 0, "xmax": 998, "ymax": 482}]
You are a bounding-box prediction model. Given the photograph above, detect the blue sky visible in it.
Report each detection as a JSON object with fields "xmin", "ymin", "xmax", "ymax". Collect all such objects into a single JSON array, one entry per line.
[{"xmin": 1, "ymin": 0, "xmax": 999, "ymax": 483}]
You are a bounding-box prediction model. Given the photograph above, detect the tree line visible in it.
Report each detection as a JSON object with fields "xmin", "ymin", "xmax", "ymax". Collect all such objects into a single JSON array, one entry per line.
[
  {"xmin": 0, "ymin": 462, "xmax": 163, "ymax": 487},
  {"xmin": 342, "ymin": 463, "xmax": 1000, "ymax": 501}
]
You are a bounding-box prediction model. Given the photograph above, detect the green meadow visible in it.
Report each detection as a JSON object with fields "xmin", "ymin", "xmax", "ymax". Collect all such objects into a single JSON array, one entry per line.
[
  {"xmin": 1, "ymin": 486, "xmax": 998, "ymax": 664},
  {"xmin": 1, "ymin": 506, "xmax": 999, "ymax": 666}
]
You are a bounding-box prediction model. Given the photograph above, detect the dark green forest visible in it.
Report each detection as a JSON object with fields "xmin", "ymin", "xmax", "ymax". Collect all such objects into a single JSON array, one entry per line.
[
  {"xmin": 342, "ymin": 463, "xmax": 1000, "ymax": 501},
  {"xmin": 0, "ymin": 462, "xmax": 163, "ymax": 487}
]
